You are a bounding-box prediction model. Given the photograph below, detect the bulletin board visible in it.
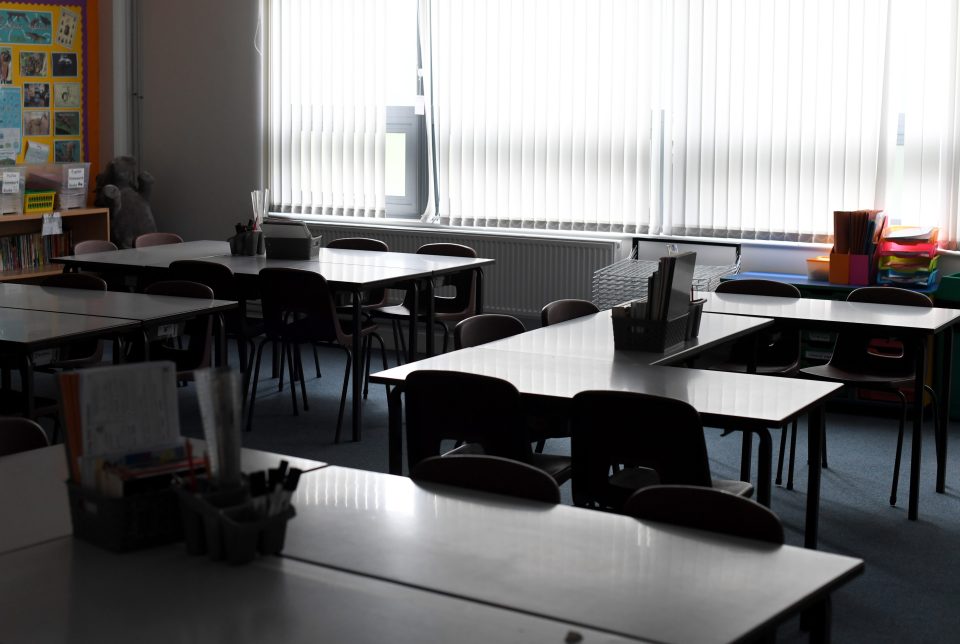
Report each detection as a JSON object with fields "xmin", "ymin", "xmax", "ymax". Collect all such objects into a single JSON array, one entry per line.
[{"xmin": 0, "ymin": 0, "xmax": 95, "ymax": 166}]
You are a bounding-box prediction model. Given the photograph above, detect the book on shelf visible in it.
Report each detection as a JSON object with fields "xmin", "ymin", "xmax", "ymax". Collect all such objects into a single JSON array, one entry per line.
[{"xmin": 0, "ymin": 229, "xmax": 72, "ymax": 272}]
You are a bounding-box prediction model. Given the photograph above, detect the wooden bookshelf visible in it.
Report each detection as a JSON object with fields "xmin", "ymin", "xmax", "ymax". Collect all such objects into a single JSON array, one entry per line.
[{"xmin": 0, "ymin": 208, "xmax": 110, "ymax": 282}]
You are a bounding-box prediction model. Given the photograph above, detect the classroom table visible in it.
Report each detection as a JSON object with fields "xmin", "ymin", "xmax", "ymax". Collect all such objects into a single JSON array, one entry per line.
[
  {"xmin": 54, "ymin": 242, "xmax": 495, "ymax": 441},
  {"xmin": 0, "ymin": 308, "xmax": 140, "ymax": 418},
  {"xmin": 0, "ymin": 283, "xmax": 237, "ymax": 363},
  {"xmin": 481, "ymin": 309, "xmax": 773, "ymax": 366},
  {"xmin": 370, "ymin": 347, "xmax": 842, "ymax": 546},
  {"xmin": 1, "ymin": 446, "xmax": 862, "ymax": 644},
  {"xmin": 702, "ymin": 291, "xmax": 960, "ymax": 522},
  {"xmin": 283, "ymin": 465, "xmax": 863, "ymax": 644}
]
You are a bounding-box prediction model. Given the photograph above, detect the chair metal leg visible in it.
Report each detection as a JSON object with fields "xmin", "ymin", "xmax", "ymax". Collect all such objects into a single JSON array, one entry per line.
[
  {"xmin": 535, "ymin": 439, "xmax": 546, "ymax": 453},
  {"xmin": 362, "ymin": 335, "xmax": 372, "ymax": 399},
  {"xmin": 891, "ymin": 390, "xmax": 909, "ymax": 506},
  {"xmin": 296, "ymin": 345, "xmax": 309, "ymax": 411},
  {"xmin": 925, "ymin": 384, "xmax": 944, "ymax": 493},
  {"xmin": 334, "ymin": 348, "xmax": 353, "ymax": 444},
  {"xmin": 313, "ymin": 344, "xmax": 321, "ymax": 378},
  {"xmin": 377, "ymin": 332, "xmax": 389, "ymax": 397},
  {"xmin": 278, "ymin": 340, "xmax": 286, "ymax": 392},
  {"xmin": 391, "ymin": 321, "xmax": 404, "ymax": 366},
  {"xmin": 286, "ymin": 342, "xmax": 299, "ymax": 416},
  {"xmin": 246, "ymin": 339, "xmax": 269, "ymax": 431}
]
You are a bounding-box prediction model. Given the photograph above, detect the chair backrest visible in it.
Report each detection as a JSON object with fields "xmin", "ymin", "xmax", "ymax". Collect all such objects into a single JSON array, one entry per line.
[
  {"xmin": 408, "ymin": 243, "xmax": 478, "ymax": 316},
  {"xmin": 412, "ymin": 454, "xmax": 561, "ymax": 504},
  {"xmin": 135, "ymin": 232, "xmax": 184, "ymax": 248},
  {"xmin": 829, "ymin": 287, "xmax": 933, "ymax": 377},
  {"xmin": 404, "ymin": 370, "xmax": 534, "ymax": 471},
  {"xmin": 715, "ymin": 279, "xmax": 802, "ymax": 298},
  {"xmin": 715, "ymin": 279, "xmax": 802, "ymax": 371},
  {"xmin": 540, "ymin": 299, "xmax": 600, "ymax": 326},
  {"xmin": 73, "ymin": 239, "xmax": 118, "ymax": 255},
  {"xmin": 325, "ymin": 238, "xmax": 389, "ymax": 306},
  {"xmin": 169, "ymin": 260, "xmax": 239, "ymax": 301},
  {"xmin": 0, "ymin": 417, "xmax": 49, "ymax": 456},
  {"xmin": 454, "ymin": 314, "xmax": 525, "ymax": 349},
  {"xmin": 624, "ymin": 484, "xmax": 785, "ymax": 544},
  {"xmin": 41, "ymin": 272, "xmax": 108, "ymax": 291},
  {"xmin": 326, "ymin": 237, "xmax": 389, "ymax": 253},
  {"xmin": 571, "ymin": 390, "xmax": 713, "ymax": 510},
  {"xmin": 144, "ymin": 280, "xmax": 215, "ymax": 369},
  {"xmin": 257, "ymin": 268, "xmax": 345, "ymax": 343}
]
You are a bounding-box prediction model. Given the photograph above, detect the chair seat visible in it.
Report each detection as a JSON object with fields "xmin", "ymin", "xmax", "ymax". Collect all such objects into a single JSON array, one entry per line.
[
  {"xmin": 801, "ymin": 363, "xmax": 915, "ymax": 387},
  {"xmin": 530, "ymin": 453, "xmax": 572, "ymax": 484},
  {"xmin": 367, "ymin": 303, "xmax": 469, "ymax": 322},
  {"xmin": 712, "ymin": 478, "xmax": 754, "ymax": 498}
]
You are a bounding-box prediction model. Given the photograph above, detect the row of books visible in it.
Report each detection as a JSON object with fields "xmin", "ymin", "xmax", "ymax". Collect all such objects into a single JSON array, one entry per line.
[
  {"xmin": 0, "ymin": 229, "xmax": 72, "ymax": 272},
  {"xmin": 876, "ymin": 226, "xmax": 938, "ymax": 287}
]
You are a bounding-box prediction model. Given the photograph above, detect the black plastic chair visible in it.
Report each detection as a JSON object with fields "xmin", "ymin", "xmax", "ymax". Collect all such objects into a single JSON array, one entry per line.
[
  {"xmin": 248, "ymin": 268, "xmax": 387, "ymax": 442},
  {"xmin": 412, "ymin": 454, "xmax": 561, "ymax": 504},
  {"xmin": 404, "ymin": 370, "xmax": 572, "ymax": 484},
  {"xmin": 571, "ymin": 390, "xmax": 752, "ymax": 511},
  {"xmin": 73, "ymin": 239, "xmax": 118, "ymax": 254},
  {"xmin": 710, "ymin": 279, "xmax": 804, "ymax": 489},
  {"xmin": 40, "ymin": 273, "xmax": 109, "ymax": 369},
  {"xmin": 454, "ymin": 314, "xmax": 525, "ymax": 349},
  {"xmin": 0, "ymin": 416, "xmax": 49, "ymax": 456},
  {"xmin": 624, "ymin": 484, "xmax": 785, "ymax": 544},
  {"xmin": 369, "ymin": 242, "xmax": 478, "ymax": 361},
  {"xmin": 168, "ymin": 260, "xmax": 264, "ymax": 394},
  {"xmin": 799, "ymin": 286, "xmax": 940, "ymax": 506},
  {"xmin": 142, "ymin": 280, "xmax": 215, "ymax": 379},
  {"xmin": 135, "ymin": 232, "xmax": 183, "ymax": 247},
  {"xmin": 540, "ymin": 299, "xmax": 600, "ymax": 326}
]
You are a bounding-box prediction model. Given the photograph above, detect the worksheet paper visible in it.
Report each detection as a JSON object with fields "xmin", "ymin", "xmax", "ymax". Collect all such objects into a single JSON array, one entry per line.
[{"xmin": 79, "ymin": 362, "xmax": 180, "ymax": 459}]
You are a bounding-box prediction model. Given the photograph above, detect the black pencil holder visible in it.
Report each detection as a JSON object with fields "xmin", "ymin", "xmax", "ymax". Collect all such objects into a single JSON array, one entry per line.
[
  {"xmin": 228, "ymin": 230, "xmax": 264, "ymax": 256},
  {"xmin": 686, "ymin": 298, "xmax": 705, "ymax": 340},
  {"xmin": 220, "ymin": 504, "xmax": 297, "ymax": 565},
  {"xmin": 67, "ymin": 480, "xmax": 182, "ymax": 552},
  {"xmin": 612, "ymin": 312, "xmax": 689, "ymax": 352}
]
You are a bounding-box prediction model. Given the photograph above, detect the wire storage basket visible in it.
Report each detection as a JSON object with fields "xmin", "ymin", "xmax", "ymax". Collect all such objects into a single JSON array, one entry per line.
[{"xmin": 592, "ymin": 247, "xmax": 740, "ymax": 310}]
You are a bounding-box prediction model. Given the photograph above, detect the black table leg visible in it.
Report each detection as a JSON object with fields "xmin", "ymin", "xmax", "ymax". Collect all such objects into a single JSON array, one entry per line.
[
  {"xmin": 388, "ymin": 385, "xmax": 404, "ymax": 475},
  {"xmin": 908, "ymin": 341, "xmax": 926, "ymax": 520},
  {"xmin": 426, "ymin": 278, "xmax": 435, "ymax": 357},
  {"xmin": 805, "ymin": 404, "xmax": 824, "ymax": 549},
  {"xmin": 937, "ymin": 329, "xmax": 951, "ymax": 493},
  {"xmin": 755, "ymin": 428, "xmax": 773, "ymax": 507},
  {"xmin": 476, "ymin": 268, "xmax": 485, "ymax": 314},
  {"xmin": 352, "ymin": 289, "xmax": 363, "ymax": 442},
  {"xmin": 408, "ymin": 282, "xmax": 419, "ymax": 362}
]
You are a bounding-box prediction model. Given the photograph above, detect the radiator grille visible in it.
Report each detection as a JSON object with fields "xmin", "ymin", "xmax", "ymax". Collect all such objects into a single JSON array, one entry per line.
[{"xmin": 309, "ymin": 223, "xmax": 624, "ymax": 318}]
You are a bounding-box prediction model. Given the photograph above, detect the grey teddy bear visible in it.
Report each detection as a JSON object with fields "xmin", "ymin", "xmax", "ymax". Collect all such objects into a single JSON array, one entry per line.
[{"xmin": 94, "ymin": 156, "xmax": 157, "ymax": 249}]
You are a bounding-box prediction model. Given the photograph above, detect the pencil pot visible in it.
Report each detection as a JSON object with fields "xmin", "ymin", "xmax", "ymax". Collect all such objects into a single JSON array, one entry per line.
[
  {"xmin": 612, "ymin": 312, "xmax": 688, "ymax": 352},
  {"xmin": 686, "ymin": 299, "xmax": 705, "ymax": 340},
  {"xmin": 228, "ymin": 231, "xmax": 264, "ymax": 256},
  {"xmin": 66, "ymin": 481, "xmax": 182, "ymax": 552},
  {"xmin": 199, "ymin": 487, "xmax": 249, "ymax": 561},
  {"xmin": 220, "ymin": 504, "xmax": 296, "ymax": 565}
]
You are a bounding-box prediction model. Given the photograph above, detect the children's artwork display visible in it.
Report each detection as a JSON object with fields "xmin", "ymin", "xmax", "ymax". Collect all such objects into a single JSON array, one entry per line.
[{"xmin": 0, "ymin": 2, "xmax": 87, "ymax": 164}]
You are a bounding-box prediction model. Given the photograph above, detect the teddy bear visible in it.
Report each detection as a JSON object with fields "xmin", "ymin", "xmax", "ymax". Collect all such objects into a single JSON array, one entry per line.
[{"xmin": 93, "ymin": 156, "xmax": 157, "ymax": 249}]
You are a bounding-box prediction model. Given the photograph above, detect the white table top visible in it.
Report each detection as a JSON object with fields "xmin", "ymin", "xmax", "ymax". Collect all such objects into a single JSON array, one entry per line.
[
  {"xmin": 483, "ymin": 310, "xmax": 772, "ymax": 366},
  {"xmin": 54, "ymin": 240, "xmax": 230, "ymax": 268},
  {"xmin": 284, "ymin": 466, "xmax": 863, "ymax": 644},
  {"xmin": 0, "ymin": 283, "xmax": 237, "ymax": 322},
  {"xmin": 0, "ymin": 538, "xmax": 640, "ymax": 644},
  {"xmin": 0, "ymin": 308, "xmax": 139, "ymax": 349},
  {"xmin": 317, "ymin": 247, "xmax": 495, "ymax": 274},
  {"xmin": 370, "ymin": 346, "xmax": 841, "ymax": 426},
  {"xmin": 703, "ymin": 292, "xmax": 960, "ymax": 333},
  {"xmin": 195, "ymin": 254, "xmax": 437, "ymax": 288}
]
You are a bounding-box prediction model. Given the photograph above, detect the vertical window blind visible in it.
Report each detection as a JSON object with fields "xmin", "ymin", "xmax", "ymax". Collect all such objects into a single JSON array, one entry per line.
[
  {"xmin": 420, "ymin": 0, "xmax": 890, "ymax": 241},
  {"xmin": 266, "ymin": 0, "xmax": 387, "ymax": 217}
]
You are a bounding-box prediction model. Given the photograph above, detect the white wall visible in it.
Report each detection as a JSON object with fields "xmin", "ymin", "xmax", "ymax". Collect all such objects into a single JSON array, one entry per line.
[{"xmin": 136, "ymin": 0, "xmax": 260, "ymax": 240}]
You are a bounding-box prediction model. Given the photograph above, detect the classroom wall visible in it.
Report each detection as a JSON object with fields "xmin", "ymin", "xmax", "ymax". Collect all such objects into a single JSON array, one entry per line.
[{"xmin": 135, "ymin": 0, "xmax": 260, "ymax": 240}]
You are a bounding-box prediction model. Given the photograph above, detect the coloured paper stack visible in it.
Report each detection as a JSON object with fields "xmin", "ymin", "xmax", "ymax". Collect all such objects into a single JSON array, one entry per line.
[{"xmin": 877, "ymin": 226, "xmax": 939, "ymax": 288}]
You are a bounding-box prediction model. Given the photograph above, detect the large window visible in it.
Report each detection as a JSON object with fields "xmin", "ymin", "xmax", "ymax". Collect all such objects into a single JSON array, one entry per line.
[{"xmin": 266, "ymin": 0, "xmax": 960, "ymax": 248}]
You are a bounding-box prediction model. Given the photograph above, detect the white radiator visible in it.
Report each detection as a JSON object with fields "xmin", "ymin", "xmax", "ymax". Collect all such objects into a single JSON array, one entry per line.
[{"xmin": 308, "ymin": 223, "xmax": 625, "ymax": 318}]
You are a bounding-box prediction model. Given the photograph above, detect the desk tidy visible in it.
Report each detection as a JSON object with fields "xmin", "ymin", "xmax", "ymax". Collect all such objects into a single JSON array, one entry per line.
[
  {"xmin": 828, "ymin": 209, "xmax": 885, "ymax": 286},
  {"xmin": 611, "ymin": 251, "xmax": 703, "ymax": 351}
]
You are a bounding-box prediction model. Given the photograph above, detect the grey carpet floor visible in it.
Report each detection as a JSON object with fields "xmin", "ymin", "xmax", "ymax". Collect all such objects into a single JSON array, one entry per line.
[{"xmin": 170, "ymin": 343, "xmax": 959, "ymax": 644}]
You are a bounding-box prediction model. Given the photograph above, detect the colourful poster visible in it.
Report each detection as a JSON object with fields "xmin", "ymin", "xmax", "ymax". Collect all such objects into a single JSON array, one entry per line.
[{"xmin": 0, "ymin": 10, "xmax": 52, "ymax": 45}]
